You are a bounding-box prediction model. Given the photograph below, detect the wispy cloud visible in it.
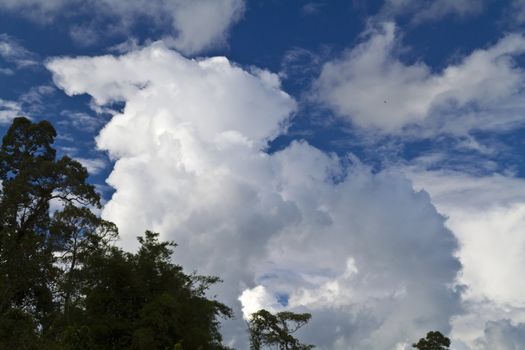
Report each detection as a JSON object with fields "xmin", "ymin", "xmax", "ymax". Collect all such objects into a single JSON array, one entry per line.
[
  {"xmin": 0, "ymin": 98, "xmax": 23, "ymax": 124},
  {"xmin": 0, "ymin": 34, "xmax": 38, "ymax": 69},
  {"xmin": 301, "ymin": 1, "xmax": 325, "ymax": 15},
  {"xmin": 0, "ymin": 0, "xmax": 245, "ymax": 55},
  {"xmin": 379, "ymin": 0, "xmax": 488, "ymax": 24},
  {"xmin": 74, "ymin": 157, "xmax": 107, "ymax": 175},
  {"xmin": 507, "ymin": 0, "xmax": 525, "ymax": 24},
  {"xmin": 59, "ymin": 111, "xmax": 104, "ymax": 132}
]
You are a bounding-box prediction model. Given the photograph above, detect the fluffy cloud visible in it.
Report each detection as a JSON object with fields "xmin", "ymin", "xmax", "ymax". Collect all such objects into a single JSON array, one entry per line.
[
  {"xmin": 405, "ymin": 168, "xmax": 525, "ymax": 348},
  {"xmin": 408, "ymin": 170, "xmax": 525, "ymax": 305},
  {"xmin": 314, "ymin": 22, "xmax": 525, "ymax": 134},
  {"xmin": 48, "ymin": 43, "xmax": 462, "ymax": 349},
  {"xmin": 0, "ymin": 0, "xmax": 244, "ymax": 54},
  {"xmin": 474, "ymin": 320, "xmax": 525, "ymax": 350},
  {"xmin": 166, "ymin": 0, "xmax": 244, "ymax": 55}
]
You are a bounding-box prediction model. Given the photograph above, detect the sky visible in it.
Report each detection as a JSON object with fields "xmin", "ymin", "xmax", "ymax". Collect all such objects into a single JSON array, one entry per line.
[{"xmin": 2, "ymin": 0, "xmax": 525, "ymax": 349}]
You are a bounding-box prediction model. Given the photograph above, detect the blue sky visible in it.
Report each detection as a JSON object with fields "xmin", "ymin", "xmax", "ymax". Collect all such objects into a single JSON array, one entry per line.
[{"xmin": 2, "ymin": 1, "xmax": 525, "ymax": 349}]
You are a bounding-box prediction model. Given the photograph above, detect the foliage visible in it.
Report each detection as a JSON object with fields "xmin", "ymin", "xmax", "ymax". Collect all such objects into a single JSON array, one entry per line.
[
  {"xmin": 0, "ymin": 117, "xmax": 232, "ymax": 349},
  {"xmin": 412, "ymin": 331, "xmax": 451, "ymax": 350},
  {"xmin": 248, "ymin": 309, "xmax": 314, "ymax": 350},
  {"xmin": 66, "ymin": 231, "xmax": 233, "ymax": 350},
  {"xmin": 0, "ymin": 117, "xmax": 100, "ymax": 348}
]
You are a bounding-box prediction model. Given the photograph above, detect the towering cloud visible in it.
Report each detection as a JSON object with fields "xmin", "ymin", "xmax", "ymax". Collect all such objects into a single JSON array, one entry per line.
[
  {"xmin": 48, "ymin": 43, "xmax": 462, "ymax": 349},
  {"xmin": 404, "ymin": 169, "xmax": 525, "ymax": 348}
]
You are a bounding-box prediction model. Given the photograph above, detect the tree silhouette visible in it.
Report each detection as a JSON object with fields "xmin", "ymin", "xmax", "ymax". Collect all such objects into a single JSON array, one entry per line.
[
  {"xmin": 0, "ymin": 117, "xmax": 100, "ymax": 347},
  {"xmin": 248, "ymin": 309, "xmax": 315, "ymax": 350},
  {"xmin": 0, "ymin": 117, "xmax": 233, "ymax": 349},
  {"xmin": 412, "ymin": 331, "xmax": 451, "ymax": 350}
]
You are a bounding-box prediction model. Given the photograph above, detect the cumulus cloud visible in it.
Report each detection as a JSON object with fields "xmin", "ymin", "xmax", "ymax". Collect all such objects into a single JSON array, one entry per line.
[
  {"xmin": 0, "ymin": 0, "xmax": 244, "ymax": 54},
  {"xmin": 407, "ymin": 170, "xmax": 525, "ymax": 304},
  {"xmin": 474, "ymin": 320, "xmax": 525, "ymax": 350},
  {"xmin": 314, "ymin": 22, "xmax": 525, "ymax": 134},
  {"xmin": 239, "ymin": 285, "xmax": 284, "ymax": 317},
  {"xmin": 48, "ymin": 43, "xmax": 462, "ymax": 349},
  {"xmin": 404, "ymin": 168, "xmax": 525, "ymax": 348},
  {"xmin": 166, "ymin": 0, "xmax": 244, "ymax": 55}
]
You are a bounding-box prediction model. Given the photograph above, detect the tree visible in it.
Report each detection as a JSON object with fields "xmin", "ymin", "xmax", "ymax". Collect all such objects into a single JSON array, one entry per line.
[
  {"xmin": 0, "ymin": 117, "xmax": 101, "ymax": 347},
  {"xmin": 50, "ymin": 204, "xmax": 118, "ymax": 325},
  {"xmin": 248, "ymin": 309, "xmax": 315, "ymax": 350},
  {"xmin": 0, "ymin": 117, "xmax": 233, "ymax": 349},
  {"xmin": 66, "ymin": 231, "xmax": 233, "ymax": 350},
  {"xmin": 412, "ymin": 331, "xmax": 451, "ymax": 350}
]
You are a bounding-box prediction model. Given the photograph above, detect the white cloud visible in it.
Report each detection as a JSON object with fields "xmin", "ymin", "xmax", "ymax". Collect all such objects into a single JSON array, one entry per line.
[
  {"xmin": 48, "ymin": 42, "xmax": 294, "ymax": 147},
  {"xmin": 474, "ymin": 320, "xmax": 525, "ymax": 350},
  {"xmin": 18, "ymin": 85, "xmax": 56, "ymax": 114},
  {"xmin": 19, "ymin": 85, "xmax": 55, "ymax": 104},
  {"xmin": 0, "ymin": 0, "xmax": 244, "ymax": 54},
  {"xmin": 451, "ymin": 302, "xmax": 525, "ymax": 350},
  {"xmin": 74, "ymin": 157, "xmax": 107, "ymax": 175},
  {"xmin": 167, "ymin": 0, "xmax": 244, "ymax": 54},
  {"xmin": 59, "ymin": 111, "xmax": 104, "ymax": 132},
  {"xmin": 0, "ymin": 34, "xmax": 38, "ymax": 69},
  {"xmin": 0, "ymin": 98, "xmax": 23, "ymax": 124},
  {"xmin": 404, "ymin": 168, "xmax": 525, "ymax": 348},
  {"xmin": 314, "ymin": 23, "xmax": 525, "ymax": 134},
  {"xmin": 48, "ymin": 44, "xmax": 462, "ymax": 349},
  {"xmin": 239, "ymin": 285, "xmax": 283, "ymax": 318}
]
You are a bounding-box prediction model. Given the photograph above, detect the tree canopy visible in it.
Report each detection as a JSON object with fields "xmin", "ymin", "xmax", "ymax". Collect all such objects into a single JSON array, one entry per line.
[
  {"xmin": 412, "ymin": 331, "xmax": 451, "ymax": 350},
  {"xmin": 0, "ymin": 117, "xmax": 233, "ymax": 350},
  {"xmin": 248, "ymin": 309, "xmax": 315, "ymax": 350}
]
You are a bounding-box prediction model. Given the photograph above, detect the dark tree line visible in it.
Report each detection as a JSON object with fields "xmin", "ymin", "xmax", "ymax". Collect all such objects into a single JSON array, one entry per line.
[{"xmin": 0, "ymin": 117, "xmax": 449, "ymax": 349}]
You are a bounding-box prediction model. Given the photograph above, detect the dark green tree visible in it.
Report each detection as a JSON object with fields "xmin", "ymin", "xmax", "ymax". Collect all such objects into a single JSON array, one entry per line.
[
  {"xmin": 65, "ymin": 231, "xmax": 233, "ymax": 350},
  {"xmin": 412, "ymin": 331, "xmax": 451, "ymax": 350},
  {"xmin": 50, "ymin": 204, "xmax": 118, "ymax": 328},
  {"xmin": 0, "ymin": 117, "xmax": 233, "ymax": 349},
  {"xmin": 0, "ymin": 117, "xmax": 101, "ymax": 348},
  {"xmin": 248, "ymin": 309, "xmax": 315, "ymax": 350}
]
